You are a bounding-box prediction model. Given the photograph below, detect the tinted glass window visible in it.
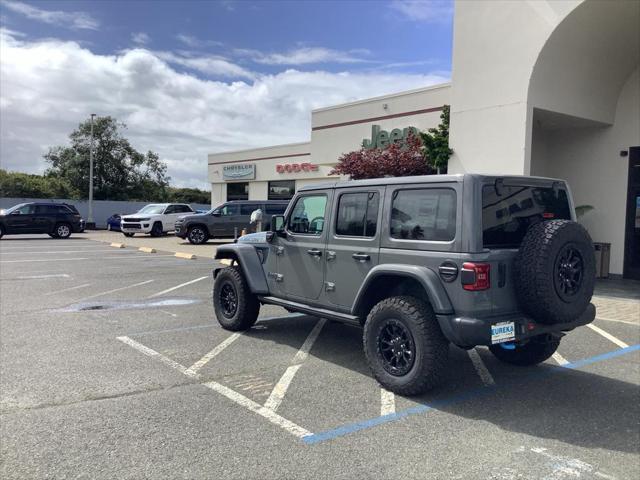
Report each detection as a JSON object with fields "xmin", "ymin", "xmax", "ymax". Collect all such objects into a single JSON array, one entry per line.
[
  {"xmin": 218, "ymin": 204, "xmax": 239, "ymax": 216},
  {"xmin": 288, "ymin": 195, "xmax": 327, "ymax": 235},
  {"xmin": 265, "ymin": 203, "xmax": 287, "ymax": 215},
  {"xmin": 227, "ymin": 182, "xmax": 249, "ymax": 201},
  {"xmin": 268, "ymin": 180, "xmax": 295, "ymax": 200},
  {"xmin": 390, "ymin": 189, "xmax": 456, "ymax": 241},
  {"xmin": 13, "ymin": 204, "xmax": 35, "ymax": 215},
  {"xmin": 482, "ymin": 184, "xmax": 571, "ymax": 248},
  {"xmin": 240, "ymin": 204, "xmax": 258, "ymax": 215},
  {"xmin": 336, "ymin": 192, "xmax": 379, "ymax": 237},
  {"xmin": 175, "ymin": 205, "xmax": 192, "ymax": 213}
]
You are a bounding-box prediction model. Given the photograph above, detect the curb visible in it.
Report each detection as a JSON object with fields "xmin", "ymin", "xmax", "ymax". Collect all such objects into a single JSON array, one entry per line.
[
  {"xmin": 110, "ymin": 243, "xmax": 126, "ymax": 248},
  {"xmin": 175, "ymin": 252, "xmax": 196, "ymax": 260},
  {"xmin": 138, "ymin": 247, "xmax": 156, "ymax": 253}
]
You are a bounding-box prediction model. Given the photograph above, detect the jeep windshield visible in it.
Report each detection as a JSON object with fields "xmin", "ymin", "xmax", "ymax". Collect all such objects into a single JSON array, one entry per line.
[
  {"xmin": 482, "ymin": 183, "xmax": 572, "ymax": 248},
  {"xmin": 137, "ymin": 205, "xmax": 166, "ymax": 214}
]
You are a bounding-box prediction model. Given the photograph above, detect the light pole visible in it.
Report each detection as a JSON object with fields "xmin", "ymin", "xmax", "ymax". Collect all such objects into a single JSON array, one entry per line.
[{"xmin": 88, "ymin": 113, "xmax": 96, "ymax": 228}]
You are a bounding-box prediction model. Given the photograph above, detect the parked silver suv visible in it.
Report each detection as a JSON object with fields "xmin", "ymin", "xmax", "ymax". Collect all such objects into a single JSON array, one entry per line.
[{"xmin": 212, "ymin": 174, "xmax": 596, "ymax": 394}]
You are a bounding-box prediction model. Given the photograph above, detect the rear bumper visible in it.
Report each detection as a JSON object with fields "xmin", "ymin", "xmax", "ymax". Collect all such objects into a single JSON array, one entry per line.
[{"xmin": 436, "ymin": 303, "xmax": 596, "ymax": 348}]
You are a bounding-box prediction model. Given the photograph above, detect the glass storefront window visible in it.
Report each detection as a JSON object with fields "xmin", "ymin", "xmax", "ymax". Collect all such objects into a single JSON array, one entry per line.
[
  {"xmin": 227, "ymin": 182, "xmax": 249, "ymax": 201},
  {"xmin": 268, "ymin": 180, "xmax": 295, "ymax": 200}
]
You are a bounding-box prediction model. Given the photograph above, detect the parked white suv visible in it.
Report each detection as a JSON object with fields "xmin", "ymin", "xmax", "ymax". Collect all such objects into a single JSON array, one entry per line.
[{"xmin": 120, "ymin": 203, "xmax": 194, "ymax": 237}]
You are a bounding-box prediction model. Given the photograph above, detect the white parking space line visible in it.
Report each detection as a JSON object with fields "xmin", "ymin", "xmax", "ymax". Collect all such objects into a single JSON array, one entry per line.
[
  {"xmin": 117, "ymin": 335, "xmax": 313, "ymax": 438},
  {"xmin": 264, "ymin": 318, "xmax": 326, "ymax": 412},
  {"xmin": 586, "ymin": 323, "xmax": 629, "ymax": 348},
  {"xmin": 147, "ymin": 276, "xmax": 209, "ymax": 299},
  {"xmin": 204, "ymin": 381, "xmax": 312, "ymax": 438},
  {"xmin": 0, "ymin": 258, "xmax": 89, "ymax": 263},
  {"xmin": 380, "ymin": 388, "xmax": 396, "ymax": 416},
  {"xmin": 73, "ymin": 279, "xmax": 154, "ymax": 302},
  {"xmin": 551, "ymin": 352, "xmax": 569, "ymax": 366},
  {"xmin": 0, "ymin": 249, "xmax": 120, "ymax": 255},
  {"xmin": 185, "ymin": 333, "xmax": 242, "ymax": 376},
  {"xmin": 15, "ymin": 273, "xmax": 70, "ymax": 279},
  {"xmin": 467, "ymin": 348, "xmax": 496, "ymax": 386},
  {"xmin": 117, "ymin": 336, "xmax": 191, "ymax": 376},
  {"xmin": 45, "ymin": 283, "xmax": 93, "ymax": 296}
]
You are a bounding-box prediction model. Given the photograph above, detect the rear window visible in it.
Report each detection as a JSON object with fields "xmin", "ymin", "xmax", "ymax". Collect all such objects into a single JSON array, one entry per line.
[{"xmin": 482, "ymin": 184, "xmax": 572, "ymax": 248}]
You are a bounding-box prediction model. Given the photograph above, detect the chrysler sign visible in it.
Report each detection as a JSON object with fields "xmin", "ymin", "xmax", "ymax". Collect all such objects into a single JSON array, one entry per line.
[{"xmin": 223, "ymin": 164, "xmax": 255, "ymax": 180}]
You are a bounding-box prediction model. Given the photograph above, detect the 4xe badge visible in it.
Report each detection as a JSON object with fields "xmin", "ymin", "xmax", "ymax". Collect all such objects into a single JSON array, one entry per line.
[{"xmin": 491, "ymin": 321, "xmax": 515, "ymax": 344}]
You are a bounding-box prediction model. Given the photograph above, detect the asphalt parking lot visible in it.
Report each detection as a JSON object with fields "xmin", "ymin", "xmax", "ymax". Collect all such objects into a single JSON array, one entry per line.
[{"xmin": 1, "ymin": 235, "xmax": 639, "ymax": 479}]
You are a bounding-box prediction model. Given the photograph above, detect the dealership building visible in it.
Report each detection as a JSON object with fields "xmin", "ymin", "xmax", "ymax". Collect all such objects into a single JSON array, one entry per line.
[{"xmin": 208, "ymin": 0, "xmax": 639, "ymax": 278}]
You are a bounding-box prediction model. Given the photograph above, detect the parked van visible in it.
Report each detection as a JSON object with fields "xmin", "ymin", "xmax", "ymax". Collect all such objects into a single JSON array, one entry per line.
[{"xmin": 175, "ymin": 200, "xmax": 289, "ymax": 244}]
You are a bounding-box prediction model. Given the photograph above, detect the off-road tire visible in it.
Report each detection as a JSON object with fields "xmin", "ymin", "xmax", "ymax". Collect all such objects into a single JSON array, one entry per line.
[
  {"xmin": 514, "ymin": 219, "xmax": 595, "ymax": 325},
  {"xmin": 363, "ymin": 296, "xmax": 448, "ymax": 395},
  {"xmin": 54, "ymin": 222, "xmax": 72, "ymax": 239},
  {"xmin": 187, "ymin": 225, "xmax": 208, "ymax": 245},
  {"xmin": 213, "ymin": 266, "xmax": 260, "ymax": 331},
  {"xmin": 489, "ymin": 335, "xmax": 560, "ymax": 366},
  {"xmin": 150, "ymin": 222, "xmax": 163, "ymax": 237},
  {"xmin": 123, "ymin": 232, "xmax": 134, "ymax": 237}
]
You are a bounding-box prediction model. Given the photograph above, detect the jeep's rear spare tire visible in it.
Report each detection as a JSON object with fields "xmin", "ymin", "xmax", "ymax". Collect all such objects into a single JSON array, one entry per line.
[
  {"xmin": 363, "ymin": 296, "xmax": 448, "ymax": 395},
  {"xmin": 514, "ymin": 219, "xmax": 595, "ymax": 325}
]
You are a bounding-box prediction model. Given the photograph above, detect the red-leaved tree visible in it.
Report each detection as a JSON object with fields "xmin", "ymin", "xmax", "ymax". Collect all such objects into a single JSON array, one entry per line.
[{"xmin": 330, "ymin": 133, "xmax": 433, "ymax": 180}]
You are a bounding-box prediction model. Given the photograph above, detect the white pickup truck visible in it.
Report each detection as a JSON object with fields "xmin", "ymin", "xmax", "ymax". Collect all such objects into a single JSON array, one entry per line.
[{"xmin": 120, "ymin": 203, "xmax": 194, "ymax": 237}]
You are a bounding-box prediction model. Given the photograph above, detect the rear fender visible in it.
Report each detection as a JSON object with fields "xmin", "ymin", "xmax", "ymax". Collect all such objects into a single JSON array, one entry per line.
[
  {"xmin": 214, "ymin": 244, "xmax": 269, "ymax": 294},
  {"xmin": 352, "ymin": 265, "xmax": 454, "ymax": 316}
]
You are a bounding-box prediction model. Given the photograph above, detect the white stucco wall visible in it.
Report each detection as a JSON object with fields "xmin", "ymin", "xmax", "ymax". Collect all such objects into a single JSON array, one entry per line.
[{"xmin": 535, "ymin": 68, "xmax": 640, "ymax": 274}]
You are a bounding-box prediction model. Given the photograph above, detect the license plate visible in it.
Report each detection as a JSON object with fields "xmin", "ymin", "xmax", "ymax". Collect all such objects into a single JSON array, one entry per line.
[{"xmin": 491, "ymin": 321, "xmax": 515, "ymax": 344}]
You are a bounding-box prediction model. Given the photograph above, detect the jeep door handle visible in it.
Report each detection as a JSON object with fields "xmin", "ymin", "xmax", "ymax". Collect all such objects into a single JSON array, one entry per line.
[
  {"xmin": 352, "ymin": 253, "xmax": 370, "ymax": 262},
  {"xmin": 307, "ymin": 249, "xmax": 322, "ymax": 257}
]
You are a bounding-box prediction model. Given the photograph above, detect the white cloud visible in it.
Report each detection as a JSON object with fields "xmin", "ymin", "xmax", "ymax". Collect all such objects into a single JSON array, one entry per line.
[
  {"xmin": 390, "ymin": 0, "xmax": 453, "ymax": 23},
  {"xmin": 248, "ymin": 47, "xmax": 372, "ymax": 65},
  {"xmin": 153, "ymin": 50, "xmax": 255, "ymax": 79},
  {"xmin": 131, "ymin": 32, "xmax": 150, "ymax": 45},
  {"xmin": 0, "ymin": 29, "xmax": 448, "ymax": 189},
  {"xmin": 3, "ymin": 1, "xmax": 99, "ymax": 30},
  {"xmin": 175, "ymin": 34, "xmax": 223, "ymax": 49}
]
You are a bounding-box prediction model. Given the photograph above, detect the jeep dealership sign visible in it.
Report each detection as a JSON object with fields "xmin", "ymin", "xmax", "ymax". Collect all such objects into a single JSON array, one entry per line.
[{"xmin": 362, "ymin": 125, "xmax": 419, "ymax": 150}]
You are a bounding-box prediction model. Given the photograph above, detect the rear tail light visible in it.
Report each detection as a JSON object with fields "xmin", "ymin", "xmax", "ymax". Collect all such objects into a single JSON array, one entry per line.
[{"xmin": 461, "ymin": 262, "xmax": 490, "ymax": 291}]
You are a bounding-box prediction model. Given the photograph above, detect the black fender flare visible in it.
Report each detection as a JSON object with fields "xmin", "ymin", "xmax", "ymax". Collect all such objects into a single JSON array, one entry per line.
[
  {"xmin": 352, "ymin": 265, "xmax": 454, "ymax": 315},
  {"xmin": 214, "ymin": 244, "xmax": 269, "ymax": 294}
]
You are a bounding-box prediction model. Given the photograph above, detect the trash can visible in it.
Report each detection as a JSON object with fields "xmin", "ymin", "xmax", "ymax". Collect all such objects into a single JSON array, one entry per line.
[{"xmin": 593, "ymin": 242, "xmax": 611, "ymax": 278}]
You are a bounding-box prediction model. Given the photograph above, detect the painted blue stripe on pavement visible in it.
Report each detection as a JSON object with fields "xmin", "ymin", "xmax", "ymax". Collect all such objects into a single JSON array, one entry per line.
[{"xmin": 303, "ymin": 343, "xmax": 640, "ymax": 445}]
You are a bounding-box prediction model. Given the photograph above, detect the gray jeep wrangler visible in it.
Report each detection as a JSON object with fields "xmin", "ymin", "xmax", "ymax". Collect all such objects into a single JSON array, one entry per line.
[{"xmin": 212, "ymin": 174, "xmax": 596, "ymax": 395}]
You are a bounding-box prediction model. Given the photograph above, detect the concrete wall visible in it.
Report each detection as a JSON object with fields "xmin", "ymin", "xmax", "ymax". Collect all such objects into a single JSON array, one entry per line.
[
  {"xmin": 0, "ymin": 198, "xmax": 211, "ymax": 229},
  {"xmin": 448, "ymin": 0, "xmax": 580, "ymax": 175},
  {"xmin": 532, "ymin": 68, "xmax": 640, "ymax": 274}
]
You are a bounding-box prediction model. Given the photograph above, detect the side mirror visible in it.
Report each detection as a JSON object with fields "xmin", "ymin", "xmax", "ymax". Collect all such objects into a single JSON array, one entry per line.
[
  {"xmin": 270, "ymin": 215, "xmax": 286, "ymax": 239},
  {"xmin": 211, "ymin": 210, "xmax": 221, "ymax": 217}
]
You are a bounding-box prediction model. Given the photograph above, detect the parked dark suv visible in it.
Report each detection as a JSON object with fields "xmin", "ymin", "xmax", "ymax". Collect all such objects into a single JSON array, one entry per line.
[
  {"xmin": 175, "ymin": 200, "xmax": 289, "ymax": 244},
  {"xmin": 0, "ymin": 202, "xmax": 85, "ymax": 239}
]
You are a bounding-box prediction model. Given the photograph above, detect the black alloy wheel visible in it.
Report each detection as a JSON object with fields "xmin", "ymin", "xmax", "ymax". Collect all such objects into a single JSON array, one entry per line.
[
  {"xmin": 554, "ymin": 244, "xmax": 584, "ymax": 301},
  {"xmin": 377, "ymin": 319, "xmax": 416, "ymax": 376},
  {"xmin": 219, "ymin": 282, "xmax": 238, "ymax": 318},
  {"xmin": 188, "ymin": 226, "xmax": 207, "ymax": 245}
]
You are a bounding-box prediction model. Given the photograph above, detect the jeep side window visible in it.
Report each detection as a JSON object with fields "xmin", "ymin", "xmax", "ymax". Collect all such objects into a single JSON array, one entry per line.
[
  {"xmin": 288, "ymin": 195, "xmax": 327, "ymax": 235},
  {"xmin": 240, "ymin": 204, "xmax": 256, "ymax": 215},
  {"xmin": 390, "ymin": 188, "xmax": 456, "ymax": 241},
  {"xmin": 336, "ymin": 192, "xmax": 379, "ymax": 237}
]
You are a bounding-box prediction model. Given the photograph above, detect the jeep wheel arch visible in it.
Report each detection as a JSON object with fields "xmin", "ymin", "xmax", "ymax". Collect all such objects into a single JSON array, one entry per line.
[
  {"xmin": 214, "ymin": 244, "xmax": 269, "ymax": 295},
  {"xmin": 352, "ymin": 265, "xmax": 454, "ymax": 318}
]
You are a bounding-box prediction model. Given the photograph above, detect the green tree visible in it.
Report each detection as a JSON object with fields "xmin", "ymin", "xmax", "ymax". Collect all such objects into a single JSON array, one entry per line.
[
  {"xmin": 44, "ymin": 116, "xmax": 170, "ymax": 201},
  {"xmin": 0, "ymin": 169, "xmax": 74, "ymax": 198},
  {"xmin": 166, "ymin": 187, "xmax": 211, "ymax": 204},
  {"xmin": 420, "ymin": 105, "xmax": 452, "ymax": 174}
]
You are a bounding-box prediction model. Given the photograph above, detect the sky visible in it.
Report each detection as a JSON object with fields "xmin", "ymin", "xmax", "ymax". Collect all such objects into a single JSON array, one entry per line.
[{"xmin": 0, "ymin": 0, "xmax": 453, "ymax": 189}]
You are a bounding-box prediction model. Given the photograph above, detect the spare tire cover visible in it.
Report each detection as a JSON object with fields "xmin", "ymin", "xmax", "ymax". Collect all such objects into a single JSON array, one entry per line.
[{"xmin": 514, "ymin": 219, "xmax": 595, "ymax": 324}]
